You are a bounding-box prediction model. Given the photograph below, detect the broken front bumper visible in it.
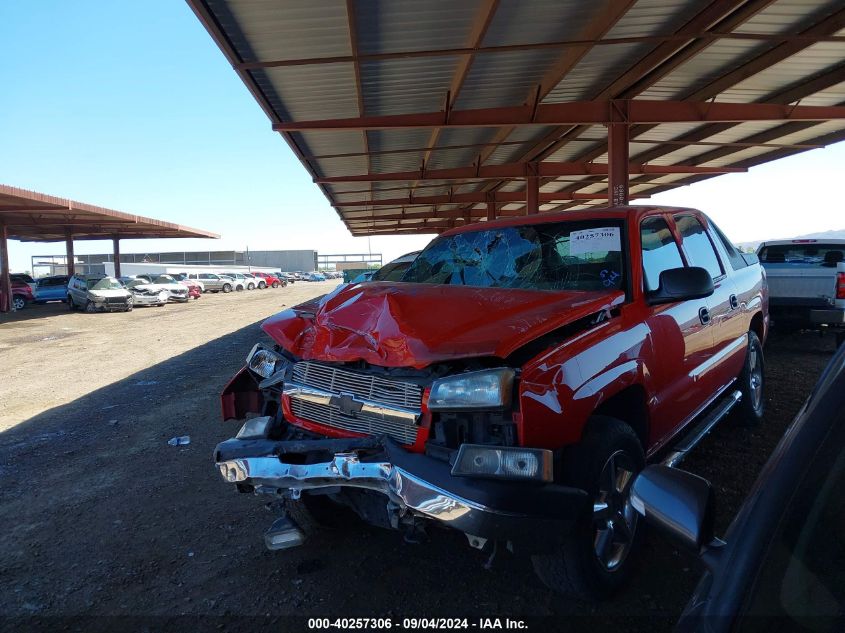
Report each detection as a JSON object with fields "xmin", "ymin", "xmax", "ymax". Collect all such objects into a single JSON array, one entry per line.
[{"xmin": 214, "ymin": 435, "xmax": 589, "ymax": 552}]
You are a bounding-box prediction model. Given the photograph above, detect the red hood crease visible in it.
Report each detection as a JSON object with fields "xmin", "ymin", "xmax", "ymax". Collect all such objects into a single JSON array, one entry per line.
[{"xmin": 262, "ymin": 282, "xmax": 624, "ymax": 369}]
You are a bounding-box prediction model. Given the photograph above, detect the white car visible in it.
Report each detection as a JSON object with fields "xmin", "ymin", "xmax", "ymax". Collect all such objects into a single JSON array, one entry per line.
[
  {"xmin": 123, "ymin": 279, "xmax": 169, "ymax": 307},
  {"xmin": 133, "ymin": 274, "xmax": 190, "ymax": 303}
]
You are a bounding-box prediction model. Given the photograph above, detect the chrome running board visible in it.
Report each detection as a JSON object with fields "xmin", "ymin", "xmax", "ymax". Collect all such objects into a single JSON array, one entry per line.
[{"xmin": 662, "ymin": 390, "xmax": 743, "ymax": 468}]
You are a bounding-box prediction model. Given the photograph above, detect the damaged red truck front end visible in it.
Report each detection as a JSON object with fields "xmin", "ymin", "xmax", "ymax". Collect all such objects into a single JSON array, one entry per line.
[{"xmin": 216, "ymin": 206, "xmax": 768, "ymax": 599}]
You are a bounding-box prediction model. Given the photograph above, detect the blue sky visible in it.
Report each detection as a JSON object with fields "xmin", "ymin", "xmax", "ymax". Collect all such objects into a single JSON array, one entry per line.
[{"xmin": 2, "ymin": 1, "xmax": 843, "ymax": 272}]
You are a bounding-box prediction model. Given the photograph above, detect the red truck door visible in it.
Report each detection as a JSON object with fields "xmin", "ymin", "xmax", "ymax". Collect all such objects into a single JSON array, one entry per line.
[
  {"xmin": 673, "ymin": 214, "xmax": 747, "ymax": 390},
  {"xmin": 639, "ymin": 215, "xmax": 715, "ymax": 448}
]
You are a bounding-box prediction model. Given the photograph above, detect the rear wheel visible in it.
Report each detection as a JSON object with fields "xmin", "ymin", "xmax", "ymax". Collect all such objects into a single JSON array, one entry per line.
[
  {"xmin": 222, "ymin": 283, "xmax": 232, "ymax": 293},
  {"xmin": 12, "ymin": 295, "xmax": 26, "ymax": 311},
  {"xmin": 247, "ymin": 282, "xmax": 255, "ymax": 290},
  {"xmin": 532, "ymin": 416, "xmax": 644, "ymax": 600},
  {"xmin": 732, "ymin": 331, "xmax": 765, "ymax": 426},
  {"xmin": 258, "ymin": 281, "xmax": 266, "ymax": 289}
]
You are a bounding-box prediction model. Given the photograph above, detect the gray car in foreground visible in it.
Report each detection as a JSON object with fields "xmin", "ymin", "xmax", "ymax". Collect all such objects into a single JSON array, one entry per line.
[{"xmin": 633, "ymin": 343, "xmax": 845, "ymax": 631}]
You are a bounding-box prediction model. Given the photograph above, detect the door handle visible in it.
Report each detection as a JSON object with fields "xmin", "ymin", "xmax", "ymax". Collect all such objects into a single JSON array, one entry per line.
[
  {"xmin": 699, "ymin": 307, "xmax": 711, "ymax": 326},
  {"xmin": 729, "ymin": 294, "xmax": 739, "ymax": 310}
]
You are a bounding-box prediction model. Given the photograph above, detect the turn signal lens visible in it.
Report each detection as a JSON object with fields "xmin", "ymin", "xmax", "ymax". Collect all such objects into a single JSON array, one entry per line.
[{"xmin": 451, "ymin": 444, "xmax": 553, "ymax": 482}]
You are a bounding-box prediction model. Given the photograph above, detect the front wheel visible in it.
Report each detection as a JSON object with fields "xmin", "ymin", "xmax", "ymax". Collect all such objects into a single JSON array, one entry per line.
[
  {"xmin": 84, "ymin": 301, "xmax": 97, "ymax": 313},
  {"xmin": 271, "ymin": 281, "xmax": 280, "ymax": 288},
  {"xmin": 732, "ymin": 331, "xmax": 765, "ymax": 426},
  {"xmin": 532, "ymin": 416, "xmax": 644, "ymax": 600}
]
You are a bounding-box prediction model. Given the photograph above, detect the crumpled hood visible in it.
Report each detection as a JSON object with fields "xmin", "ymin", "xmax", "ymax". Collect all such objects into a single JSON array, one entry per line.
[{"xmin": 262, "ymin": 282, "xmax": 624, "ymax": 369}]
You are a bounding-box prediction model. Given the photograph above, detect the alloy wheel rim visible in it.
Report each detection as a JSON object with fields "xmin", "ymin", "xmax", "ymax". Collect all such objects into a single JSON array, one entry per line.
[
  {"xmin": 13, "ymin": 297, "xmax": 25, "ymax": 310},
  {"xmin": 749, "ymin": 346, "xmax": 763, "ymax": 410},
  {"xmin": 592, "ymin": 450, "xmax": 637, "ymax": 571}
]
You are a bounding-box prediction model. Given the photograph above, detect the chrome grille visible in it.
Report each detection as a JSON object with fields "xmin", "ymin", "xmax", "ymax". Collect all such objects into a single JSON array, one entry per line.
[
  {"xmin": 291, "ymin": 361, "xmax": 423, "ymax": 410},
  {"xmin": 288, "ymin": 361, "xmax": 423, "ymax": 445},
  {"xmin": 290, "ymin": 397, "xmax": 418, "ymax": 446}
]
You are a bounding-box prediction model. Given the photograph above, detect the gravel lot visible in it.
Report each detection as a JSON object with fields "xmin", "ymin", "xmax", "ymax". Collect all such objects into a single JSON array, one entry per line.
[{"xmin": 0, "ymin": 286, "xmax": 838, "ymax": 631}]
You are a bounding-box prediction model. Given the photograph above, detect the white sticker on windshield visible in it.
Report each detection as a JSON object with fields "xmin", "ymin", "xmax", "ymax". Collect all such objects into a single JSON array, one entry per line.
[{"xmin": 569, "ymin": 227, "xmax": 621, "ymax": 255}]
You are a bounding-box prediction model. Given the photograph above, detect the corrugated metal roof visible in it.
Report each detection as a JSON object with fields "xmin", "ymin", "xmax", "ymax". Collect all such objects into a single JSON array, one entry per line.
[{"xmin": 189, "ymin": 0, "xmax": 845, "ymax": 235}]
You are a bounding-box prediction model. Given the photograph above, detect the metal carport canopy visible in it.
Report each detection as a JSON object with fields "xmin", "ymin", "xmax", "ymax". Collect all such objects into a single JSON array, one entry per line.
[
  {"xmin": 188, "ymin": 0, "xmax": 845, "ymax": 236},
  {"xmin": 0, "ymin": 184, "xmax": 219, "ymax": 312}
]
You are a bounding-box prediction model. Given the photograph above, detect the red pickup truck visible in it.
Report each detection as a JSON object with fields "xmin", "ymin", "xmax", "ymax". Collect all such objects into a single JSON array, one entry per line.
[{"xmin": 216, "ymin": 206, "xmax": 768, "ymax": 599}]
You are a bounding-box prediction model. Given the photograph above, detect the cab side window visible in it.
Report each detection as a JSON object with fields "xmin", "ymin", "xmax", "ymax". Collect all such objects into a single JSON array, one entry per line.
[
  {"xmin": 641, "ymin": 217, "xmax": 684, "ymax": 293},
  {"xmin": 710, "ymin": 220, "xmax": 748, "ymax": 270},
  {"xmin": 675, "ymin": 215, "xmax": 723, "ymax": 279}
]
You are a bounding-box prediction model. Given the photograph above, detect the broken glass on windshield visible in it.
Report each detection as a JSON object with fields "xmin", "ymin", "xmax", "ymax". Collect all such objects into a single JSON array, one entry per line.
[{"xmin": 403, "ymin": 220, "xmax": 626, "ymax": 292}]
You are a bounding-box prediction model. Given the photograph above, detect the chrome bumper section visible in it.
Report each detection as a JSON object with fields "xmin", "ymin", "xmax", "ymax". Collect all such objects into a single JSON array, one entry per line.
[
  {"xmin": 219, "ymin": 453, "xmax": 489, "ymax": 529},
  {"xmin": 215, "ymin": 436, "xmax": 588, "ymax": 550}
]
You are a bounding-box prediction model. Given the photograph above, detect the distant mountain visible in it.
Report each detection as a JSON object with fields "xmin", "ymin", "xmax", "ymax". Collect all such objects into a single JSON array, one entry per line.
[{"xmin": 737, "ymin": 229, "xmax": 845, "ymax": 252}]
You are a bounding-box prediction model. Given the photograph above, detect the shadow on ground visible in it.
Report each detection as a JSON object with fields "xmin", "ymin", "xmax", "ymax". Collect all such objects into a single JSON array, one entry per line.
[{"xmin": 0, "ymin": 327, "xmax": 837, "ymax": 632}]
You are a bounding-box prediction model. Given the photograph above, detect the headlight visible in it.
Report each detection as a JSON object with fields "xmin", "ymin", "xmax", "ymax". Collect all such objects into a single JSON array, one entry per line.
[
  {"xmin": 452, "ymin": 444, "xmax": 553, "ymax": 482},
  {"xmin": 246, "ymin": 344, "xmax": 285, "ymax": 379},
  {"xmin": 428, "ymin": 368, "xmax": 515, "ymax": 410}
]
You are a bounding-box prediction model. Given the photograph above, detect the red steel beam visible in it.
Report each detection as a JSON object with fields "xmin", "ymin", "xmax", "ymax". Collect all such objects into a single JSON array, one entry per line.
[
  {"xmin": 317, "ymin": 161, "xmax": 745, "ymax": 183},
  {"xmin": 65, "ymin": 229, "xmax": 75, "ymax": 276},
  {"xmin": 333, "ymin": 191, "xmax": 643, "ymax": 207},
  {"xmin": 273, "ymin": 100, "xmax": 845, "ymax": 131},
  {"xmin": 113, "ymin": 237, "xmax": 121, "ymax": 278},
  {"xmin": 608, "ymin": 112, "xmax": 629, "ymax": 205},
  {"xmin": 0, "ymin": 223, "xmax": 10, "ymax": 312},
  {"xmin": 525, "ymin": 163, "xmax": 540, "ymax": 215}
]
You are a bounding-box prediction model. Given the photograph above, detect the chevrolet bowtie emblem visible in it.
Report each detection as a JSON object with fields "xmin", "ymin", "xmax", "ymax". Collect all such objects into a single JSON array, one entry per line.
[{"xmin": 329, "ymin": 393, "xmax": 365, "ymax": 417}]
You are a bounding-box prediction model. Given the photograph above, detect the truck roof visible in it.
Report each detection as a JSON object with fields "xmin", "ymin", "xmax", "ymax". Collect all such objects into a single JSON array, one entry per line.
[
  {"xmin": 440, "ymin": 205, "xmax": 703, "ymax": 237},
  {"xmin": 759, "ymin": 238, "xmax": 845, "ymax": 248}
]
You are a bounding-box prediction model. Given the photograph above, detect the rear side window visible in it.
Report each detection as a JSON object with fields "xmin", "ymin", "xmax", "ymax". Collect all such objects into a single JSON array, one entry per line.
[
  {"xmin": 675, "ymin": 215, "xmax": 723, "ymax": 279},
  {"xmin": 711, "ymin": 220, "xmax": 749, "ymax": 270},
  {"xmin": 759, "ymin": 244, "xmax": 845, "ymax": 267},
  {"xmin": 641, "ymin": 217, "xmax": 684, "ymax": 292}
]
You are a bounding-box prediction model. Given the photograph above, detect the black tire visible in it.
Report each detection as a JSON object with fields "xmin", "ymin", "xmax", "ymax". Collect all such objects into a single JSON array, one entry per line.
[
  {"xmin": 222, "ymin": 283, "xmax": 232, "ymax": 293},
  {"xmin": 531, "ymin": 416, "xmax": 644, "ymax": 600},
  {"xmin": 258, "ymin": 281, "xmax": 266, "ymax": 289},
  {"xmin": 12, "ymin": 295, "xmax": 26, "ymax": 311},
  {"xmin": 84, "ymin": 300, "xmax": 97, "ymax": 314},
  {"xmin": 247, "ymin": 282, "xmax": 255, "ymax": 290},
  {"xmin": 732, "ymin": 331, "xmax": 765, "ymax": 426},
  {"xmin": 271, "ymin": 281, "xmax": 280, "ymax": 288}
]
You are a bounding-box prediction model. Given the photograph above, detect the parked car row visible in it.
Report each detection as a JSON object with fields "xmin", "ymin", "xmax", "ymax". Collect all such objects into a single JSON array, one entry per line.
[{"xmin": 4, "ymin": 268, "xmax": 313, "ymax": 313}]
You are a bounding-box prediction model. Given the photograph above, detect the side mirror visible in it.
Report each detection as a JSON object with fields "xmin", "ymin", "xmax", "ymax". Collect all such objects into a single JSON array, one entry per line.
[
  {"xmin": 630, "ymin": 465, "xmax": 715, "ymax": 553},
  {"xmin": 647, "ymin": 266, "xmax": 714, "ymax": 305}
]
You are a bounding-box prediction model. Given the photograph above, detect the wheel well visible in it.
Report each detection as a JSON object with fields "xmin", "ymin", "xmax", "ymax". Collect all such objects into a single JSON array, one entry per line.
[
  {"xmin": 750, "ymin": 312, "xmax": 765, "ymax": 342},
  {"xmin": 593, "ymin": 385, "xmax": 649, "ymax": 449}
]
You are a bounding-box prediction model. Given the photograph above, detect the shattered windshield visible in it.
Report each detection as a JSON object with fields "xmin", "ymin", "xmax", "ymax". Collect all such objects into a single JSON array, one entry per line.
[
  {"xmin": 402, "ymin": 220, "xmax": 626, "ymax": 292},
  {"xmin": 89, "ymin": 278, "xmax": 124, "ymax": 291}
]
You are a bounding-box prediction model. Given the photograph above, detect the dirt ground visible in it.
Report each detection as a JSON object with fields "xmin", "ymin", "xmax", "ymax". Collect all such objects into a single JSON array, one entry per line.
[{"xmin": 0, "ymin": 286, "xmax": 838, "ymax": 632}]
